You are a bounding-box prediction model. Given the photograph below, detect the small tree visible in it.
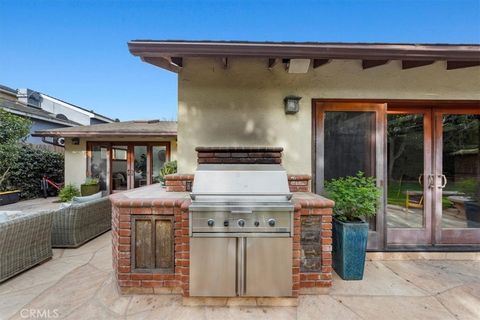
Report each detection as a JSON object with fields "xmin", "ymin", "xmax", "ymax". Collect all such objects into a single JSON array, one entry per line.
[{"xmin": 0, "ymin": 109, "xmax": 32, "ymax": 190}]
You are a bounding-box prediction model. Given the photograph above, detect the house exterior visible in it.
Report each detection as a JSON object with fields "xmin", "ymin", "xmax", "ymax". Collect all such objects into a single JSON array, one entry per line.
[
  {"xmin": 0, "ymin": 84, "xmax": 114, "ymax": 145},
  {"xmin": 127, "ymin": 41, "xmax": 480, "ymax": 252},
  {"xmin": 33, "ymin": 120, "xmax": 177, "ymax": 193}
]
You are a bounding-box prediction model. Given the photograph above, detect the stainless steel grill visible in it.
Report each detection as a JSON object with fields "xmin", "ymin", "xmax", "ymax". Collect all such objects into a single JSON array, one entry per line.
[{"xmin": 189, "ymin": 164, "xmax": 294, "ymax": 297}]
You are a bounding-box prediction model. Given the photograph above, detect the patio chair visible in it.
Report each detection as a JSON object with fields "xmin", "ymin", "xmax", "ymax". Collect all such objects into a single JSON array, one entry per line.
[
  {"xmin": 50, "ymin": 197, "xmax": 111, "ymax": 248},
  {"xmin": 0, "ymin": 211, "xmax": 53, "ymax": 282}
]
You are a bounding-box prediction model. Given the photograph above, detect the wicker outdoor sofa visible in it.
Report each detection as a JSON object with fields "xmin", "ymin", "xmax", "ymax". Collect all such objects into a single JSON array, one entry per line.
[
  {"xmin": 0, "ymin": 211, "xmax": 53, "ymax": 283},
  {"xmin": 51, "ymin": 197, "xmax": 112, "ymax": 247}
]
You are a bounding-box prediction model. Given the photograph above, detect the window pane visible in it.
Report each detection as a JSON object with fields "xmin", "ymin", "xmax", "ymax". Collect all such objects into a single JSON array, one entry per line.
[
  {"xmin": 441, "ymin": 114, "xmax": 480, "ymax": 229},
  {"xmin": 324, "ymin": 111, "xmax": 376, "ymax": 230},
  {"xmin": 112, "ymin": 145, "xmax": 128, "ymax": 191},
  {"xmin": 152, "ymin": 146, "xmax": 167, "ymax": 184},
  {"xmin": 134, "ymin": 146, "xmax": 148, "ymax": 188},
  {"xmin": 386, "ymin": 114, "xmax": 425, "ymax": 228},
  {"xmin": 324, "ymin": 112, "xmax": 375, "ymax": 180},
  {"xmin": 90, "ymin": 144, "xmax": 108, "ymax": 191}
]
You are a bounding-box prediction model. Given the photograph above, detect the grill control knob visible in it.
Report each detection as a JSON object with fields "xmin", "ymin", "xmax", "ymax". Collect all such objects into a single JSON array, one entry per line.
[
  {"xmin": 224, "ymin": 220, "xmax": 229, "ymax": 227},
  {"xmin": 207, "ymin": 219, "xmax": 215, "ymax": 227},
  {"xmin": 254, "ymin": 221, "xmax": 260, "ymax": 227},
  {"xmin": 238, "ymin": 219, "xmax": 246, "ymax": 227},
  {"xmin": 268, "ymin": 219, "xmax": 276, "ymax": 227}
]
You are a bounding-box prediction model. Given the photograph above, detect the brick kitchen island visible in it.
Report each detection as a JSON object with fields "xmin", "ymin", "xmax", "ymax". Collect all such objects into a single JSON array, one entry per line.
[{"xmin": 110, "ymin": 175, "xmax": 334, "ymax": 297}]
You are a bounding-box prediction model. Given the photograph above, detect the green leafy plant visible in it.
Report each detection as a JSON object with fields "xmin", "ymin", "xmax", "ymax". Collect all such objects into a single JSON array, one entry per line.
[
  {"xmin": 325, "ymin": 172, "xmax": 381, "ymax": 222},
  {"xmin": 158, "ymin": 160, "xmax": 178, "ymax": 183},
  {"xmin": 0, "ymin": 110, "xmax": 32, "ymax": 190},
  {"xmin": 83, "ymin": 177, "xmax": 99, "ymax": 185},
  {"xmin": 455, "ymin": 178, "xmax": 479, "ymax": 201},
  {"xmin": 59, "ymin": 184, "xmax": 80, "ymax": 202}
]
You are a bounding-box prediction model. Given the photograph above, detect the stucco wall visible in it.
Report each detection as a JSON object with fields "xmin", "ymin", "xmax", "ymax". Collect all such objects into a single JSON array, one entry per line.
[
  {"xmin": 178, "ymin": 58, "xmax": 480, "ymax": 174},
  {"xmin": 64, "ymin": 137, "xmax": 178, "ymax": 187}
]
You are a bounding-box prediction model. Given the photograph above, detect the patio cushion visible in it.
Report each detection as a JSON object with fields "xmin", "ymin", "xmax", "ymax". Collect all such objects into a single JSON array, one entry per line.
[{"xmin": 72, "ymin": 191, "xmax": 103, "ymax": 204}]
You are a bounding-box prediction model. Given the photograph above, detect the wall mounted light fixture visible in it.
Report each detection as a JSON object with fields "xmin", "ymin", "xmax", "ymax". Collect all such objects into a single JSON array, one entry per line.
[
  {"xmin": 72, "ymin": 137, "xmax": 80, "ymax": 145},
  {"xmin": 284, "ymin": 96, "xmax": 301, "ymax": 114}
]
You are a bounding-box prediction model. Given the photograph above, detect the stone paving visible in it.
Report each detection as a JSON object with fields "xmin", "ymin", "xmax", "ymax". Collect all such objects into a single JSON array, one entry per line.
[
  {"xmin": 0, "ymin": 197, "xmax": 60, "ymax": 215},
  {"xmin": 0, "ymin": 232, "xmax": 479, "ymax": 320}
]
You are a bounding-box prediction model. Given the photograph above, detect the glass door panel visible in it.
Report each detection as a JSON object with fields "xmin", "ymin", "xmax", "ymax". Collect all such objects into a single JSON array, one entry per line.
[
  {"xmin": 151, "ymin": 145, "xmax": 167, "ymax": 184},
  {"xmin": 386, "ymin": 110, "xmax": 432, "ymax": 246},
  {"xmin": 111, "ymin": 145, "xmax": 129, "ymax": 191},
  {"xmin": 315, "ymin": 103, "xmax": 386, "ymax": 250},
  {"xmin": 436, "ymin": 112, "xmax": 480, "ymax": 244},
  {"xmin": 387, "ymin": 114, "xmax": 425, "ymax": 228},
  {"xmin": 89, "ymin": 143, "xmax": 109, "ymax": 192},
  {"xmin": 133, "ymin": 145, "xmax": 148, "ymax": 188}
]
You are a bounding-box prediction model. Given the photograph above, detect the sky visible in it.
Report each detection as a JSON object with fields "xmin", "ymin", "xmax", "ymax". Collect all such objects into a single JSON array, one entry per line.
[{"xmin": 1, "ymin": 0, "xmax": 479, "ymax": 121}]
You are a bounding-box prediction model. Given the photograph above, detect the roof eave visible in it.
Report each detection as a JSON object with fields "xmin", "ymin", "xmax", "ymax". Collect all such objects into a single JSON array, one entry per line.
[
  {"xmin": 128, "ymin": 41, "xmax": 480, "ymax": 61},
  {"xmin": 32, "ymin": 131, "xmax": 178, "ymax": 138}
]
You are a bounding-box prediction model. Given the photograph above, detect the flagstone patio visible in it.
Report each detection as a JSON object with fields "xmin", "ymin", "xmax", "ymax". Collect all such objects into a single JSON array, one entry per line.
[{"xmin": 0, "ymin": 232, "xmax": 479, "ymax": 320}]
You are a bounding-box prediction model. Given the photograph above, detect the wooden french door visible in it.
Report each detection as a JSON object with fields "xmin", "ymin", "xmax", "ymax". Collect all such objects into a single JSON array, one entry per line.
[
  {"xmin": 88, "ymin": 142, "xmax": 170, "ymax": 194},
  {"xmin": 386, "ymin": 107, "xmax": 480, "ymax": 247},
  {"xmin": 433, "ymin": 108, "xmax": 480, "ymax": 245},
  {"xmin": 386, "ymin": 108, "xmax": 434, "ymax": 246},
  {"xmin": 314, "ymin": 102, "xmax": 386, "ymax": 251}
]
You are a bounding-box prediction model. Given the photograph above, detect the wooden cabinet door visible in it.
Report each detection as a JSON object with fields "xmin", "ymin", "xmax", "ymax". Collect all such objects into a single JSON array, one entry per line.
[{"xmin": 132, "ymin": 215, "xmax": 174, "ymax": 273}]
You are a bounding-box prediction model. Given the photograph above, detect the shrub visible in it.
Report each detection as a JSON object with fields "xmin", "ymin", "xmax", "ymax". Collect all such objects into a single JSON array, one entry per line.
[
  {"xmin": 83, "ymin": 177, "xmax": 99, "ymax": 185},
  {"xmin": 0, "ymin": 110, "xmax": 31, "ymax": 190},
  {"xmin": 158, "ymin": 160, "xmax": 178, "ymax": 183},
  {"xmin": 59, "ymin": 184, "xmax": 80, "ymax": 202},
  {"xmin": 325, "ymin": 172, "xmax": 381, "ymax": 222},
  {"xmin": 7, "ymin": 144, "xmax": 64, "ymax": 199}
]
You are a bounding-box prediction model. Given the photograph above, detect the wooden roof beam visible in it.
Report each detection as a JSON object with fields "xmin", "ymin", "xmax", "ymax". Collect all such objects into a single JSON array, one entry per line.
[
  {"xmin": 268, "ymin": 58, "xmax": 277, "ymax": 69},
  {"xmin": 141, "ymin": 57, "xmax": 181, "ymax": 73},
  {"xmin": 222, "ymin": 57, "xmax": 229, "ymax": 69},
  {"xmin": 402, "ymin": 60, "xmax": 435, "ymax": 70},
  {"xmin": 170, "ymin": 57, "xmax": 183, "ymax": 68},
  {"xmin": 313, "ymin": 59, "xmax": 330, "ymax": 68},
  {"xmin": 362, "ymin": 59, "xmax": 389, "ymax": 69},
  {"xmin": 446, "ymin": 61, "xmax": 480, "ymax": 70}
]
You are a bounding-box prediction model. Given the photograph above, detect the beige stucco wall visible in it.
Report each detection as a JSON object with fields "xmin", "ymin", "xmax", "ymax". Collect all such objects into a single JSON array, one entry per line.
[
  {"xmin": 178, "ymin": 58, "xmax": 480, "ymax": 174},
  {"xmin": 64, "ymin": 137, "xmax": 177, "ymax": 187}
]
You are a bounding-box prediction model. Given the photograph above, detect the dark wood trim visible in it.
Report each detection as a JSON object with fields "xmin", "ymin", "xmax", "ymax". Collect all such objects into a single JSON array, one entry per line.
[
  {"xmin": 170, "ymin": 57, "xmax": 183, "ymax": 67},
  {"xmin": 312, "ymin": 98, "xmax": 480, "ymax": 107},
  {"xmin": 362, "ymin": 60, "xmax": 389, "ymax": 69},
  {"xmin": 141, "ymin": 57, "xmax": 181, "ymax": 73},
  {"xmin": 268, "ymin": 58, "xmax": 277, "ymax": 69},
  {"xmin": 312, "ymin": 59, "xmax": 330, "ymax": 68},
  {"xmin": 447, "ymin": 61, "xmax": 480, "ymax": 70},
  {"xmin": 402, "ymin": 60, "xmax": 435, "ymax": 69}
]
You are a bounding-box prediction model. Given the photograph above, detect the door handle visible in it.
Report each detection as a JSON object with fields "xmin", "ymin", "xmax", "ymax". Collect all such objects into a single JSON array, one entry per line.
[
  {"xmin": 418, "ymin": 174, "xmax": 424, "ymax": 186},
  {"xmin": 426, "ymin": 174, "xmax": 435, "ymax": 189},
  {"xmin": 438, "ymin": 175, "xmax": 447, "ymax": 189}
]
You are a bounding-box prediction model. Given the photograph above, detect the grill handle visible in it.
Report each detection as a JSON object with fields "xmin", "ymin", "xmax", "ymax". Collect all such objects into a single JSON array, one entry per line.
[
  {"xmin": 231, "ymin": 210, "xmax": 253, "ymax": 214},
  {"xmin": 190, "ymin": 192, "xmax": 293, "ymax": 200}
]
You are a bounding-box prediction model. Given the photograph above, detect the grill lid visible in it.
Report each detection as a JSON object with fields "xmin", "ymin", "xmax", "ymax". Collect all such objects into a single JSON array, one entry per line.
[{"xmin": 190, "ymin": 164, "xmax": 292, "ymax": 204}]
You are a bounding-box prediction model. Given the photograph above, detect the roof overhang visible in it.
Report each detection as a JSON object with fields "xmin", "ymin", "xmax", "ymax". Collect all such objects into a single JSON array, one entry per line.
[
  {"xmin": 128, "ymin": 40, "xmax": 480, "ymax": 73},
  {"xmin": 32, "ymin": 131, "xmax": 177, "ymax": 138}
]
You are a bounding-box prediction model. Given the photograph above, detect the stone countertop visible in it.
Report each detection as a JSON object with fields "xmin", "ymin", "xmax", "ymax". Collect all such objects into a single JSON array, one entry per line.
[{"xmin": 109, "ymin": 184, "xmax": 334, "ymax": 209}]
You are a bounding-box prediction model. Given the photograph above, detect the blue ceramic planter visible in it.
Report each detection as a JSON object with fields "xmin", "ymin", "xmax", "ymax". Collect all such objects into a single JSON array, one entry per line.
[{"xmin": 332, "ymin": 217, "xmax": 369, "ymax": 280}]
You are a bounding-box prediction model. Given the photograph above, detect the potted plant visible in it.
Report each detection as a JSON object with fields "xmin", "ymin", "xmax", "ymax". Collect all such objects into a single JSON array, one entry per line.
[
  {"xmin": 325, "ymin": 172, "xmax": 381, "ymax": 280},
  {"xmin": 59, "ymin": 184, "xmax": 81, "ymax": 202},
  {"xmin": 158, "ymin": 160, "xmax": 178, "ymax": 186},
  {"xmin": 80, "ymin": 177, "xmax": 100, "ymax": 196},
  {"xmin": 456, "ymin": 178, "xmax": 480, "ymax": 228}
]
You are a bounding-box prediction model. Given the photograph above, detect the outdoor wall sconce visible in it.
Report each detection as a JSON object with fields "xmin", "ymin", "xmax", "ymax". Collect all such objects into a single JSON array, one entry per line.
[
  {"xmin": 284, "ymin": 96, "xmax": 301, "ymax": 114},
  {"xmin": 72, "ymin": 137, "xmax": 80, "ymax": 145}
]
